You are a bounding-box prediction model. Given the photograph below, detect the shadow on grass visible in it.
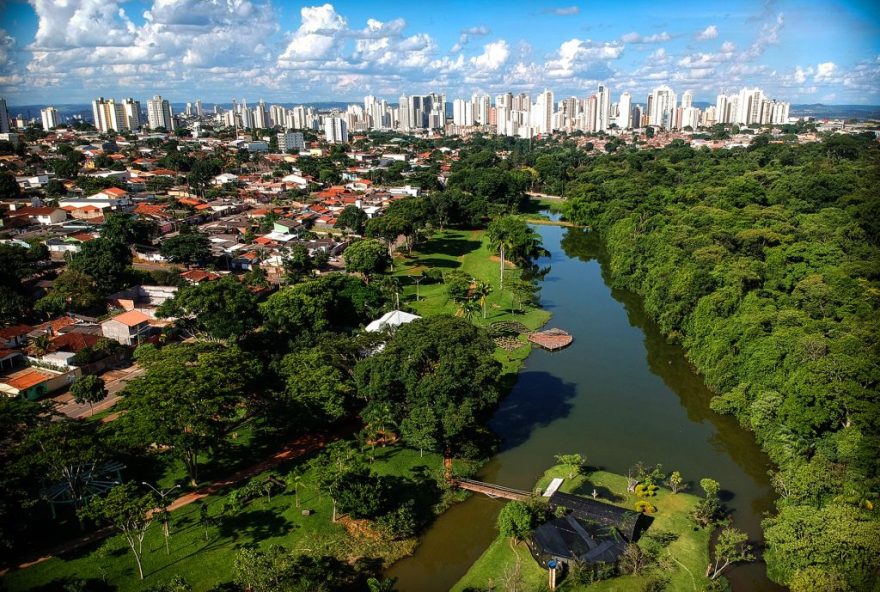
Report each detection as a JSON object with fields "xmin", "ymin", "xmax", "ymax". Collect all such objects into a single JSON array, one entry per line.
[
  {"xmin": 571, "ymin": 481, "xmax": 626, "ymax": 503},
  {"xmin": 28, "ymin": 577, "xmax": 114, "ymax": 592},
  {"xmin": 217, "ymin": 509, "xmax": 292, "ymax": 542},
  {"xmin": 416, "ymin": 236, "xmax": 481, "ymax": 258}
]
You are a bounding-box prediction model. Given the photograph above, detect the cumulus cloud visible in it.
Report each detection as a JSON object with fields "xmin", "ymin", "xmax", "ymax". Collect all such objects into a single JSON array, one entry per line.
[
  {"xmin": 278, "ymin": 4, "xmax": 347, "ymax": 64},
  {"xmin": 621, "ymin": 31, "xmax": 672, "ymax": 44},
  {"xmin": 452, "ymin": 24, "xmax": 490, "ymax": 52},
  {"xmin": 471, "ymin": 40, "xmax": 510, "ymax": 71},
  {"xmin": 696, "ymin": 25, "xmax": 718, "ymax": 40},
  {"xmin": 814, "ymin": 61, "xmax": 836, "ymax": 81}
]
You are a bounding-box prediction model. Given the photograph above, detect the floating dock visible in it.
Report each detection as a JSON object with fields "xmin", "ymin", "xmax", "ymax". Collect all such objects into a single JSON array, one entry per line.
[{"xmin": 528, "ymin": 328, "xmax": 573, "ymax": 351}]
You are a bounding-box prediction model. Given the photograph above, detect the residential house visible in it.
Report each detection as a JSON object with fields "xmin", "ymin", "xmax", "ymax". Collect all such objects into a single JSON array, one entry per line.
[
  {"xmin": 0, "ymin": 367, "xmax": 76, "ymax": 400},
  {"xmin": 101, "ymin": 310, "xmax": 154, "ymax": 346}
]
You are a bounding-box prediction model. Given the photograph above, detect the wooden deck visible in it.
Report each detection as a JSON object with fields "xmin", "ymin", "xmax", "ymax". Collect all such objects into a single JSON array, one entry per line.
[
  {"xmin": 528, "ymin": 328, "xmax": 573, "ymax": 351},
  {"xmin": 456, "ymin": 478, "xmax": 532, "ymax": 501}
]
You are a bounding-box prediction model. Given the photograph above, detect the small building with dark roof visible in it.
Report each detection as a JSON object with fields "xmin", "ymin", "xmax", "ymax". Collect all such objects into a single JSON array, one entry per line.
[{"xmin": 527, "ymin": 491, "xmax": 649, "ymax": 570}]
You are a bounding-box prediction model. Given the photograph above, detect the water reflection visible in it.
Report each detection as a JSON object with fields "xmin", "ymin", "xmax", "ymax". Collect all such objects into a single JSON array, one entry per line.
[{"xmin": 387, "ymin": 221, "xmax": 781, "ymax": 592}]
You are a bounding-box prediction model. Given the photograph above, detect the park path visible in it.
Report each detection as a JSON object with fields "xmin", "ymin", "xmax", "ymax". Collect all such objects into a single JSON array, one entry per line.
[{"xmin": 0, "ymin": 432, "xmax": 331, "ymax": 575}]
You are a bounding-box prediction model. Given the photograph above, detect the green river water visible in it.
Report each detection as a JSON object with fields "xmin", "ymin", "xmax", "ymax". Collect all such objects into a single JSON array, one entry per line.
[{"xmin": 387, "ymin": 219, "xmax": 783, "ymax": 592}]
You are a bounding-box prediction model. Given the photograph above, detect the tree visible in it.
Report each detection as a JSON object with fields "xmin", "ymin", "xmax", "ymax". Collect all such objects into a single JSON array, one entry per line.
[
  {"xmin": 487, "ymin": 215, "xmax": 546, "ymax": 291},
  {"xmin": 277, "ymin": 346, "xmax": 354, "ymax": 425},
  {"xmin": 68, "ymin": 237, "xmax": 132, "ymax": 294},
  {"xmin": 399, "ymin": 404, "xmax": 438, "ymax": 457},
  {"xmin": 708, "ymin": 527, "xmax": 755, "ymax": 579},
  {"xmin": 354, "ymin": 315, "xmax": 502, "ymax": 457},
  {"xmin": 160, "ymin": 231, "xmax": 211, "ymax": 265},
  {"xmin": 497, "ymin": 501, "xmax": 532, "ymax": 544},
  {"xmin": 788, "ymin": 567, "xmax": 848, "ymax": 592},
  {"xmin": 156, "ymin": 276, "xmax": 259, "ymax": 341},
  {"xmin": 344, "ymin": 239, "xmax": 390, "ymax": 284},
  {"xmin": 102, "ymin": 213, "xmax": 155, "ymax": 245},
  {"xmin": 554, "ymin": 453, "xmax": 586, "ymax": 479},
  {"xmin": 282, "ymin": 244, "xmax": 315, "ymax": 284},
  {"xmin": 79, "ymin": 483, "xmax": 157, "ymax": 580},
  {"xmin": 120, "ymin": 343, "xmax": 260, "ymax": 485},
  {"xmin": 335, "ymin": 205, "xmax": 368, "ymax": 235},
  {"xmin": 0, "ymin": 172, "xmax": 21, "ymax": 200},
  {"xmin": 70, "ymin": 375, "xmax": 106, "ymax": 416},
  {"xmin": 36, "ymin": 269, "xmax": 103, "ymax": 315},
  {"xmin": 668, "ymin": 470, "xmax": 686, "ymax": 494},
  {"xmin": 187, "ymin": 158, "xmax": 222, "ymax": 196}
]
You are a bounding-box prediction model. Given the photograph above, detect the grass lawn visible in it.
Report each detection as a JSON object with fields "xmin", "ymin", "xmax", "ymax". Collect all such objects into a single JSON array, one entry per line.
[
  {"xmin": 2, "ymin": 446, "xmax": 455, "ymax": 592},
  {"xmin": 394, "ymin": 228, "xmax": 551, "ymax": 333},
  {"xmin": 452, "ymin": 465, "xmax": 713, "ymax": 592}
]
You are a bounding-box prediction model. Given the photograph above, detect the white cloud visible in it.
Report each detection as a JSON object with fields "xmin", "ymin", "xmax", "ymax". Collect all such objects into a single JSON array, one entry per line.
[
  {"xmin": 696, "ymin": 25, "xmax": 718, "ymax": 40},
  {"xmin": 721, "ymin": 41, "xmax": 736, "ymax": 53},
  {"xmin": 545, "ymin": 6, "xmax": 581, "ymax": 16},
  {"xmin": 471, "ymin": 40, "xmax": 510, "ymax": 71},
  {"xmin": 814, "ymin": 62, "xmax": 836, "ymax": 81},
  {"xmin": 745, "ymin": 12, "xmax": 784, "ymax": 59},
  {"xmin": 621, "ymin": 31, "xmax": 671, "ymax": 44},
  {"xmin": 278, "ymin": 4, "xmax": 347, "ymax": 64}
]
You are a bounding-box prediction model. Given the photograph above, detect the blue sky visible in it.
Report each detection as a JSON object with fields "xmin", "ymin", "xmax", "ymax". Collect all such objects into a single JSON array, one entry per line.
[{"xmin": 1, "ymin": 0, "xmax": 878, "ymax": 106}]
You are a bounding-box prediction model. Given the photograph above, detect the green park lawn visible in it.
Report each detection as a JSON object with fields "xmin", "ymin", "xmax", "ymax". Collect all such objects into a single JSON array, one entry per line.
[
  {"xmin": 2, "ymin": 446, "xmax": 455, "ymax": 592},
  {"xmin": 452, "ymin": 466, "xmax": 713, "ymax": 592},
  {"xmin": 394, "ymin": 228, "xmax": 551, "ymax": 373}
]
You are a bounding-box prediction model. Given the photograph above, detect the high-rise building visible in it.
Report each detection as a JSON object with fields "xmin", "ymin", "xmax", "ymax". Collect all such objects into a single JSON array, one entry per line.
[
  {"xmin": 397, "ymin": 95, "xmax": 411, "ymax": 130},
  {"xmin": 0, "ymin": 98, "xmax": 9, "ymax": 133},
  {"xmin": 736, "ymin": 87, "xmax": 763, "ymax": 125},
  {"xmin": 648, "ymin": 85, "xmax": 677, "ymax": 129},
  {"xmin": 147, "ymin": 95, "xmax": 173, "ymax": 130},
  {"xmin": 254, "ymin": 101, "xmax": 269, "ymax": 129},
  {"xmin": 91, "ymin": 97, "xmax": 115, "ymax": 133},
  {"xmin": 277, "ymin": 131, "xmax": 305, "ymax": 152},
  {"xmin": 595, "ymin": 84, "xmax": 611, "ymax": 132},
  {"xmin": 41, "ymin": 107, "xmax": 60, "ymax": 131},
  {"xmin": 122, "ymin": 98, "xmax": 141, "ymax": 130},
  {"xmin": 533, "ymin": 89, "xmax": 554, "ymax": 134},
  {"xmin": 324, "ymin": 117, "xmax": 348, "ymax": 144},
  {"xmin": 681, "ymin": 90, "xmax": 694, "ymax": 109},
  {"xmin": 195, "ymin": 100, "xmax": 203, "ymax": 117},
  {"xmin": 616, "ymin": 92, "xmax": 632, "ymax": 129}
]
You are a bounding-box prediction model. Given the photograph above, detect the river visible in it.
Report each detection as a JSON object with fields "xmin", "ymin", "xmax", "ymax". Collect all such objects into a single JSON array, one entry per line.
[{"xmin": 387, "ymin": 219, "xmax": 783, "ymax": 592}]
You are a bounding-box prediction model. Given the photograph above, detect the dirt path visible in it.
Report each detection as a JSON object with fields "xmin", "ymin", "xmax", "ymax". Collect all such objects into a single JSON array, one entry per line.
[{"xmin": 0, "ymin": 432, "xmax": 331, "ymax": 575}]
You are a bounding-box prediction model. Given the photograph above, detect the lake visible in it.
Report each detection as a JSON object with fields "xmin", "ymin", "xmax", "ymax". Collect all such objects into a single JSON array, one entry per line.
[{"xmin": 387, "ymin": 219, "xmax": 783, "ymax": 592}]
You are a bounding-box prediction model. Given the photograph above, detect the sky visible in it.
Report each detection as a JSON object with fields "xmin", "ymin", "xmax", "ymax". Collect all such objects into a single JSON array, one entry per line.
[{"xmin": 0, "ymin": 0, "xmax": 878, "ymax": 107}]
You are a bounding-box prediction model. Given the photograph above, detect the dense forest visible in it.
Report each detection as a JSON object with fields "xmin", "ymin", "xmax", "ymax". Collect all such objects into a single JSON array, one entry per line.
[{"xmin": 512, "ymin": 134, "xmax": 880, "ymax": 589}]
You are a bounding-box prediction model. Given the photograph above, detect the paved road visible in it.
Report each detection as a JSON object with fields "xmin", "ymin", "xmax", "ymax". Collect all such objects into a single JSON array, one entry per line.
[{"xmin": 52, "ymin": 365, "xmax": 144, "ymax": 420}]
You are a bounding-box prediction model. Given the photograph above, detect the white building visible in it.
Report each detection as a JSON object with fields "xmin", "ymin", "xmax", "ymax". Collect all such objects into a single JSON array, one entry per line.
[
  {"xmin": 595, "ymin": 84, "xmax": 611, "ymax": 132},
  {"xmin": 41, "ymin": 107, "xmax": 60, "ymax": 131},
  {"xmin": 648, "ymin": 85, "xmax": 677, "ymax": 129},
  {"xmin": 277, "ymin": 131, "xmax": 305, "ymax": 152},
  {"xmin": 532, "ymin": 89, "xmax": 554, "ymax": 135},
  {"xmin": 616, "ymin": 92, "xmax": 632, "ymax": 129},
  {"xmin": 147, "ymin": 95, "xmax": 173, "ymax": 130},
  {"xmin": 324, "ymin": 117, "xmax": 348, "ymax": 144}
]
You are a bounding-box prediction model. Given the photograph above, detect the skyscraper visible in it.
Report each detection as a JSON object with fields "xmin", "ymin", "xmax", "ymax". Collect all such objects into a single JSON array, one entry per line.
[
  {"xmin": 41, "ymin": 107, "xmax": 60, "ymax": 131},
  {"xmin": 147, "ymin": 95, "xmax": 173, "ymax": 130},
  {"xmin": 122, "ymin": 98, "xmax": 141, "ymax": 130},
  {"xmin": 648, "ymin": 85, "xmax": 677, "ymax": 129},
  {"xmin": 533, "ymin": 89, "xmax": 554, "ymax": 135},
  {"xmin": 0, "ymin": 98, "xmax": 9, "ymax": 133},
  {"xmin": 595, "ymin": 84, "xmax": 611, "ymax": 132},
  {"xmin": 324, "ymin": 117, "xmax": 348, "ymax": 143},
  {"xmin": 616, "ymin": 92, "xmax": 632, "ymax": 129}
]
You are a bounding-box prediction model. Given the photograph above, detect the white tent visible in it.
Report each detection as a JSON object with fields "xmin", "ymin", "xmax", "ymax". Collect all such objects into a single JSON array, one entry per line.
[{"xmin": 365, "ymin": 310, "xmax": 421, "ymax": 333}]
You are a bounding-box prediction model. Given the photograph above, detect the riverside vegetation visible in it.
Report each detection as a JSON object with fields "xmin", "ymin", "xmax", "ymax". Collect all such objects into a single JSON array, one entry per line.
[{"xmin": 524, "ymin": 133, "xmax": 878, "ymax": 590}]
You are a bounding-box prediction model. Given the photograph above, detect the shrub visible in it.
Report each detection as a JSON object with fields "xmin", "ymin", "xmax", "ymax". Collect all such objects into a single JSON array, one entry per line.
[{"xmin": 634, "ymin": 501, "xmax": 657, "ymax": 514}]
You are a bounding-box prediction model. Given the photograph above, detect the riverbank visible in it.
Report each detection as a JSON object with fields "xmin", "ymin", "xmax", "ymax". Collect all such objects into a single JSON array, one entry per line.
[
  {"xmin": 451, "ymin": 464, "xmax": 712, "ymax": 592},
  {"xmin": 394, "ymin": 227, "xmax": 552, "ymax": 373},
  {"xmin": 2, "ymin": 447, "xmax": 462, "ymax": 592},
  {"xmin": 387, "ymin": 217, "xmax": 779, "ymax": 592}
]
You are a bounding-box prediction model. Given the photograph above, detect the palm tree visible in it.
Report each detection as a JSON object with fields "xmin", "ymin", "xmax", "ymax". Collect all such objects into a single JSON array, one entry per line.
[{"xmin": 474, "ymin": 281, "xmax": 491, "ymax": 319}]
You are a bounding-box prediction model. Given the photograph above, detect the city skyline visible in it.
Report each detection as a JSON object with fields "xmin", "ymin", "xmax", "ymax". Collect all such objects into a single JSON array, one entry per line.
[{"xmin": 0, "ymin": 0, "xmax": 878, "ymax": 106}]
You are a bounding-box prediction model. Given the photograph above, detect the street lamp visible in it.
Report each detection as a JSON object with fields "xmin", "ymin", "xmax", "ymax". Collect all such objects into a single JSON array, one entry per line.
[{"xmin": 142, "ymin": 482, "xmax": 180, "ymax": 554}]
